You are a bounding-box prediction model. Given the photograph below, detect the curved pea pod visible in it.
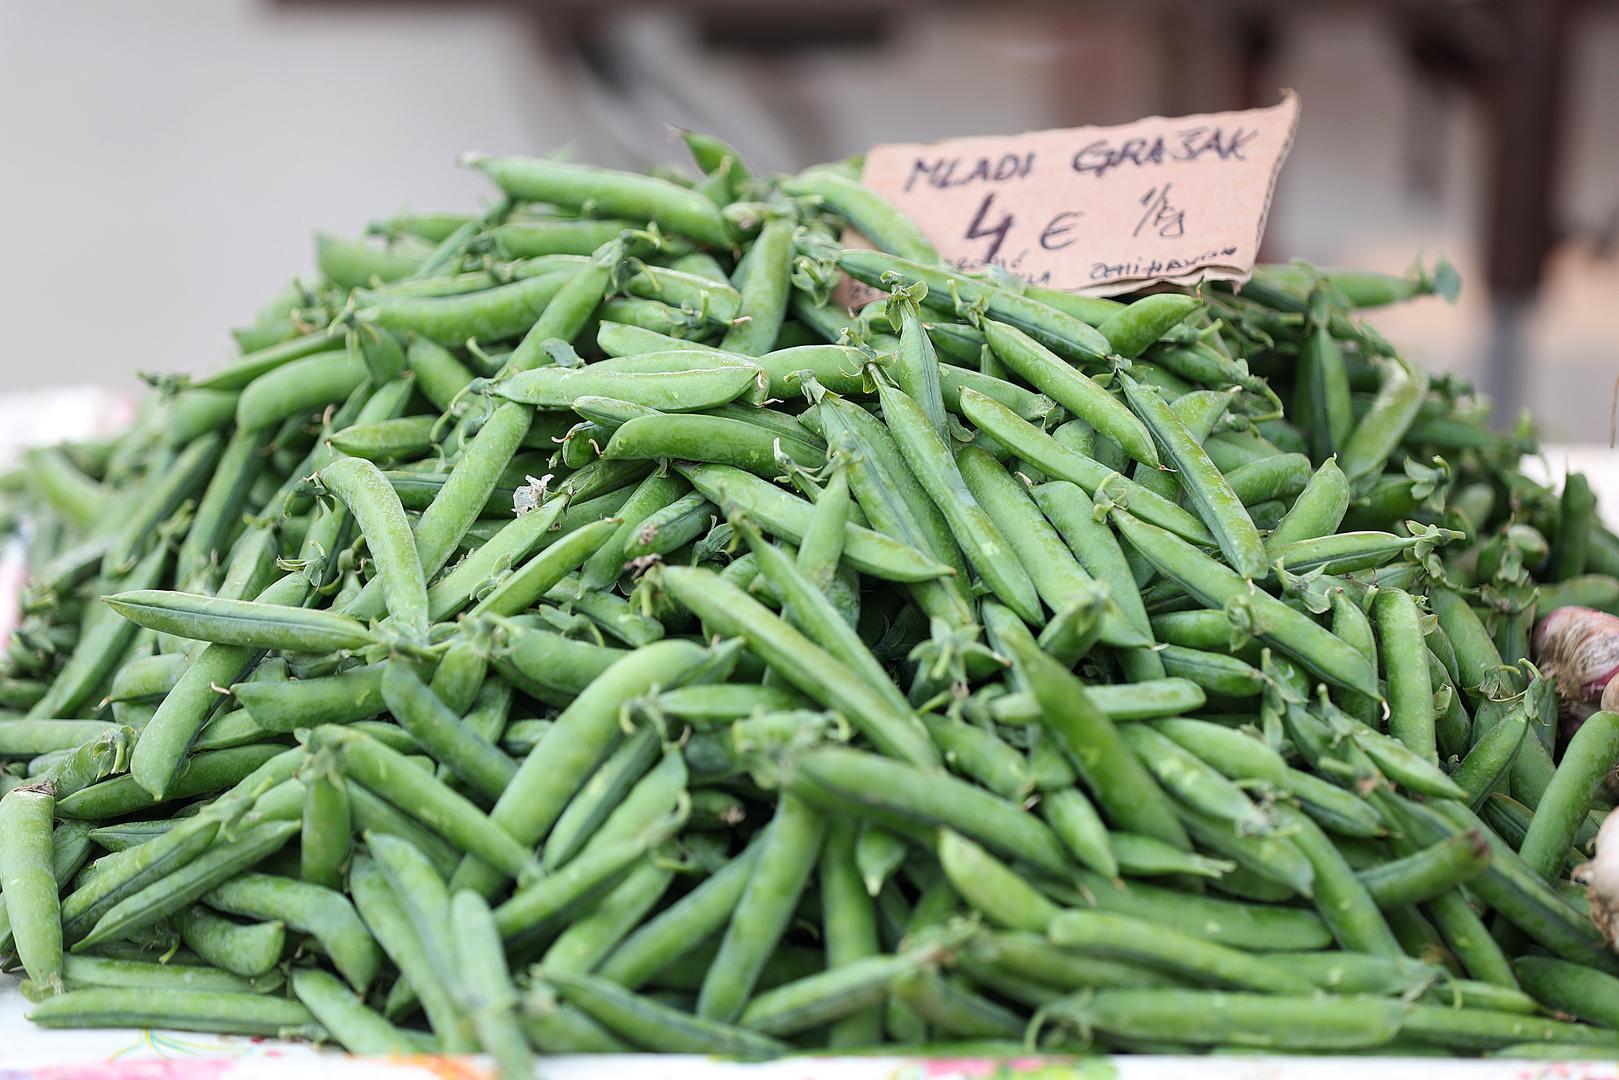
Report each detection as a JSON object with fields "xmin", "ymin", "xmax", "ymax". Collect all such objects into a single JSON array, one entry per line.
[
  {"xmin": 1338, "ymin": 355, "xmax": 1429, "ymax": 481},
  {"xmin": 957, "ymin": 446, "xmax": 1145, "ymax": 648},
  {"xmin": 491, "ymin": 625, "xmax": 627, "ymax": 706},
  {"xmin": 1120, "ymin": 374, "xmax": 1267, "ymax": 579},
  {"xmin": 1281, "ymin": 768, "xmax": 1386, "ymax": 839},
  {"xmin": 1143, "ymin": 717, "xmax": 1285, "ymax": 785},
  {"xmin": 310, "ymin": 724, "xmax": 539, "ymax": 885},
  {"xmin": 875, "ymin": 377, "xmax": 1042, "ymax": 622},
  {"xmin": 1371, "ymin": 587, "xmax": 1436, "ymax": 760},
  {"xmin": 785, "ymin": 744, "xmax": 1063, "ymax": 875},
  {"xmin": 492, "ymin": 362, "xmax": 762, "ymax": 414},
  {"xmin": 1120, "ymin": 724, "xmax": 1269, "ymax": 834},
  {"xmin": 721, "ymin": 216, "xmax": 794, "ymax": 356},
  {"xmin": 1270, "ymin": 528, "xmax": 1444, "ymax": 579},
  {"xmin": 73, "ymin": 819, "xmax": 301, "ymax": 952},
  {"xmin": 661, "ymin": 567, "xmax": 935, "ymax": 768},
  {"xmin": 781, "ymin": 170, "xmax": 937, "ymax": 262},
  {"xmin": 623, "ymin": 261, "xmax": 742, "ymax": 323},
  {"xmin": 1224, "ymin": 452, "xmax": 1312, "ymax": 507},
  {"xmin": 984, "ymin": 320, "xmax": 1157, "ymax": 468},
  {"xmin": 0, "ymin": 785, "xmax": 63, "ymax": 992},
  {"xmin": 1346, "ymin": 720, "xmax": 1466, "ymax": 800},
  {"xmin": 316, "ymin": 231, "xmax": 423, "ymax": 287},
  {"xmin": 359, "ymin": 272, "xmax": 571, "ymax": 345},
  {"xmin": 174, "ymin": 905, "xmax": 285, "ymax": 979},
  {"xmin": 235, "ymin": 350, "xmax": 368, "ymax": 433},
  {"xmin": 380, "ymin": 660, "xmax": 516, "ymax": 804},
  {"xmin": 451, "ymin": 637, "xmax": 710, "ymax": 898},
  {"xmin": 1402, "ymin": 1003, "xmax": 1619, "ymax": 1052},
  {"xmin": 291, "ymin": 967, "xmax": 424, "ymax": 1056},
  {"xmin": 328, "ymin": 415, "xmax": 436, "ymax": 462},
  {"xmin": 57, "ymin": 744, "xmax": 285, "ymax": 822},
  {"xmin": 601, "ymin": 414, "xmax": 823, "ymax": 478},
  {"xmin": 425, "ymin": 495, "xmax": 571, "ymax": 621},
  {"xmin": 191, "ymin": 329, "xmax": 341, "ymax": 392},
  {"xmin": 467, "ymin": 155, "xmax": 734, "ymax": 250},
  {"xmin": 622, "ymin": 492, "xmax": 715, "ymax": 560},
  {"xmin": 732, "ymin": 517, "xmax": 910, "ymax": 712},
  {"xmin": 676, "ymin": 463, "xmax": 952, "ymax": 584},
  {"xmin": 1045, "ymin": 871, "xmax": 1331, "ymax": 953},
  {"xmin": 937, "ymin": 829, "xmax": 1061, "ymax": 934},
  {"xmin": 1294, "ymin": 298, "xmax": 1355, "ymax": 462},
  {"xmin": 1263, "ymin": 456, "xmax": 1352, "ymax": 555},
  {"xmin": 986, "ymin": 604, "xmax": 1188, "ymax": 849},
  {"xmin": 1452, "ymin": 706, "xmax": 1527, "ymax": 810},
  {"xmin": 1513, "ymin": 956, "xmax": 1619, "ymax": 1030},
  {"xmin": 1518, "ymin": 710, "xmax": 1619, "ymax": 881},
  {"xmin": 832, "ymin": 248, "xmax": 1112, "ymax": 365},
  {"xmin": 1271, "ymin": 802, "xmax": 1402, "ymax": 959},
  {"xmin": 468, "ymin": 519, "xmax": 619, "ymax": 621},
  {"xmin": 1157, "ymin": 645, "xmax": 1267, "ymax": 697},
  {"xmin": 959, "ymin": 387, "xmax": 1211, "ymax": 546},
  {"xmin": 745, "ymin": 949, "xmax": 935, "ymax": 1039},
  {"xmin": 752, "ymin": 344, "xmax": 869, "ymax": 398},
  {"xmin": 1356, "ymin": 830, "xmax": 1491, "ymax": 907},
  {"xmin": 1176, "ymin": 804, "xmax": 1314, "ymax": 896},
  {"xmin": 1096, "ymin": 293, "xmax": 1201, "ymax": 359},
  {"xmin": 205, "ymin": 872, "xmax": 380, "ymax": 993},
  {"xmin": 1110, "ymin": 509, "xmax": 1377, "ymax": 696},
  {"xmin": 102, "ymin": 591, "xmax": 380, "ymax": 654},
  {"xmin": 309, "ymin": 455, "xmax": 431, "ymax": 639},
  {"xmin": 232, "ymin": 662, "xmax": 387, "ymax": 732},
  {"xmin": 937, "ymin": 363, "xmax": 1056, "ymax": 424},
  {"xmin": 810, "ymin": 391, "xmax": 972, "ymax": 614}
]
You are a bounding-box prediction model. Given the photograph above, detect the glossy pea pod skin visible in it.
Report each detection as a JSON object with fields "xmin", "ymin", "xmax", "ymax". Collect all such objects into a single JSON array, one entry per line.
[
  {"xmin": 875, "ymin": 376, "xmax": 1041, "ymax": 623},
  {"xmin": 0, "ymin": 785, "xmax": 64, "ymax": 993},
  {"xmin": 467, "ymin": 155, "xmax": 734, "ymax": 251},
  {"xmin": 1120, "ymin": 374, "xmax": 1267, "ymax": 580},
  {"xmin": 984, "ymin": 320, "xmax": 1158, "ymax": 468},
  {"xmin": 308, "ymin": 456, "xmax": 430, "ymax": 642}
]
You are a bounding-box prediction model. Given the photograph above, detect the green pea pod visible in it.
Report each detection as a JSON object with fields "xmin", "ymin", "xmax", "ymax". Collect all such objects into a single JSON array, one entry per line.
[
  {"xmin": 720, "ymin": 216, "xmax": 794, "ymax": 356},
  {"xmin": 1120, "ymin": 374, "xmax": 1267, "ymax": 579},
  {"xmin": 986, "ymin": 604, "xmax": 1187, "ymax": 849},
  {"xmin": 782, "ymin": 170, "xmax": 936, "ymax": 263},
  {"xmin": 1110, "ymin": 509, "xmax": 1376, "ymax": 696},
  {"xmin": 833, "ymin": 248, "xmax": 1111, "ymax": 365},
  {"xmin": 1096, "ymin": 294, "xmax": 1201, "ymax": 359},
  {"xmin": 469, "ymin": 155, "xmax": 733, "ymax": 250},
  {"xmin": 0, "ymin": 785, "xmax": 63, "ymax": 992},
  {"xmin": 985, "ymin": 320, "xmax": 1157, "ymax": 468},
  {"xmin": 1338, "ymin": 354, "xmax": 1428, "ymax": 481},
  {"xmin": 103, "ymin": 591, "xmax": 378, "ymax": 654},
  {"xmin": 677, "ymin": 463, "xmax": 952, "ymax": 584}
]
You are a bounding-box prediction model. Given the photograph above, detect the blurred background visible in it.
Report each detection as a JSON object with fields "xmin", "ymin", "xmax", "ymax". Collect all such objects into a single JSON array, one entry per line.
[{"xmin": 1, "ymin": 0, "xmax": 1615, "ymax": 440}]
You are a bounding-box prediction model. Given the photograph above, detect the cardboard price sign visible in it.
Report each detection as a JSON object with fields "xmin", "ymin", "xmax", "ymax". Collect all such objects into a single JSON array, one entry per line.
[{"xmin": 858, "ymin": 92, "xmax": 1300, "ymax": 296}]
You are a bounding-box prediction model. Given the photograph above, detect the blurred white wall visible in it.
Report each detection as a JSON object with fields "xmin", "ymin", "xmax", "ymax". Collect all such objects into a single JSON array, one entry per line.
[
  {"xmin": 1, "ymin": 1, "xmax": 1615, "ymax": 440},
  {"xmin": 0, "ymin": 1, "xmax": 558, "ymax": 384}
]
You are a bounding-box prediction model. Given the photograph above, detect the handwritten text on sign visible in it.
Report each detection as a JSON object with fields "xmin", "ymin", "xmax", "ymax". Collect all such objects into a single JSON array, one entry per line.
[{"xmin": 858, "ymin": 92, "xmax": 1299, "ymax": 296}]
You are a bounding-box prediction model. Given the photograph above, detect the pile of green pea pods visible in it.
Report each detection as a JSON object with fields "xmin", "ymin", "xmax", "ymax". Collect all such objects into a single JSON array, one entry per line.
[{"xmin": 5, "ymin": 131, "xmax": 1619, "ymax": 1068}]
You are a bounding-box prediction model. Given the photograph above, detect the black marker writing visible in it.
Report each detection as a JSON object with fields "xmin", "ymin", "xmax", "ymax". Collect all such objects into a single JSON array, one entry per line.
[{"xmin": 1134, "ymin": 185, "xmax": 1186, "ymax": 239}]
